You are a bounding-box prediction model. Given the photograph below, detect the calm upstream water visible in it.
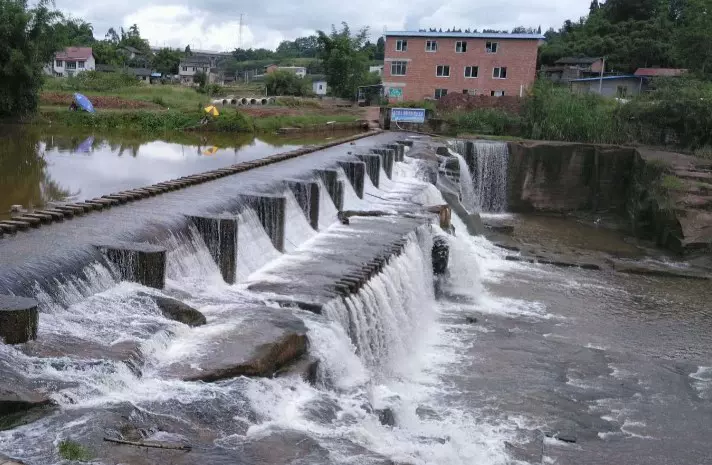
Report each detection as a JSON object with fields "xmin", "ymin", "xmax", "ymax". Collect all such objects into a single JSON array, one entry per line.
[{"xmin": 0, "ymin": 126, "xmax": 357, "ymax": 219}]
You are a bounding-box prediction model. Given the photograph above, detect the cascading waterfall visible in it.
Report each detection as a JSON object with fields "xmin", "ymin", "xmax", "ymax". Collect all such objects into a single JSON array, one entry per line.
[
  {"xmin": 323, "ymin": 230, "xmax": 435, "ymax": 376},
  {"xmin": 472, "ymin": 141, "xmax": 509, "ymax": 213},
  {"xmin": 284, "ymin": 189, "xmax": 317, "ymax": 252},
  {"xmin": 451, "ymin": 151, "xmax": 477, "ymax": 212},
  {"xmin": 317, "ymin": 178, "xmax": 339, "ymax": 230},
  {"xmin": 237, "ymin": 207, "xmax": 281, "ymax": 281}
]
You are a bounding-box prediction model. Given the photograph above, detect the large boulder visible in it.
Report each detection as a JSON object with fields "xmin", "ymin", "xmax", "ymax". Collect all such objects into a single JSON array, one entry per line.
[
  {"xmin": 138, "ymin": 293, "xmax": 206, "ymax": 327},
  {"xmin": 160, "ymin": 305, "xmax": 308, "ymax": 382}
]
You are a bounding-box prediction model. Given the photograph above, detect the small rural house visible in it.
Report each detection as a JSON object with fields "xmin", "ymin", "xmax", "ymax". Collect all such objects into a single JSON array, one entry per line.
[{"xmin": 50, "ymin": 47, "xmax": 95, "ymax": 77}]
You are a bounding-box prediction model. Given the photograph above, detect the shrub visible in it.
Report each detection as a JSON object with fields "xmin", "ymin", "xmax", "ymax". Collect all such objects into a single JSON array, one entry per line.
[
  {"xmin": 522, "ymin": 81, "xmax": 625, "ymax": 143},
  {"xmin": 60, "ymin": 71, "xmax": 141, "ymax": 92},
  {"xmin": 210, "ymin": 110, "xmax": 255, "ymax": 132},
  {"xmin": 451, "ymin": 109, "xmax": 522, "ymax": 136},
  {"xmin": 265, "ymin": 71, "xmax": 310, "ymax": 96}
]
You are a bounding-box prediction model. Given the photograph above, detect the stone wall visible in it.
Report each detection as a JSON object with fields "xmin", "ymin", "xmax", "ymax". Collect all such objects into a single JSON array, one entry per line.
[{"xmin": 507, "ymin": 141, "xmax": 636, "ymax": 213}]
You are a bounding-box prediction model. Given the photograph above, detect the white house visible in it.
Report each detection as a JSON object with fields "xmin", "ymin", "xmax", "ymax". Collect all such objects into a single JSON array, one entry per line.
[
  {"xmin": 312, "ymin": 79, "xmax": 327, "ymax": 96},
  {"xmin": 369, "ymin": 65, "xmax": 384, "ymax": 76},
  {"xmin": 178, "ymin": 55, "xmax": 217, "ymax": 85},
  {"xmin": 51, "ymin": 47, "xmax": 95, "ymax": 77}
]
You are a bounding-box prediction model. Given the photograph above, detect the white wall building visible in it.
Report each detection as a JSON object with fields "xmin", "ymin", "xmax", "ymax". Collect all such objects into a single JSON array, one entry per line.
[
  {"xmin": 312, "ymin": 80, "xmax": 327, "ymax": 96},
  {"xmin": 369, "ymin": 65, "xmax": 384, "ymax": 76},
  {"xmin": 51, "ymin": 47, "xmax": 95, "ymax": 77}
]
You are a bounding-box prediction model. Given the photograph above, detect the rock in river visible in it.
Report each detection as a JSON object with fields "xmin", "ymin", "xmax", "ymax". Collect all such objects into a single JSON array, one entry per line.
[{"xmin": 138, "ymin": 292, "xmax": 207, "ymax": 327}]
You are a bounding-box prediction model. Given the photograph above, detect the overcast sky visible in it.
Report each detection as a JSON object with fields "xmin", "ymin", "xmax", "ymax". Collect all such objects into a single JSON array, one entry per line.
[{"xmin": 56, "ymin": 0, "xmax": 590, "ymax": 52}]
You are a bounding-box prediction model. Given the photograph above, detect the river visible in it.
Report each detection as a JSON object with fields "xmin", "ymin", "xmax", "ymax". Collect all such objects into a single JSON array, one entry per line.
[
  {"xmin": 0, "ymin": 136, "xmax": 710, "ymax": 464},
  {"xmin": 0, "ymin": 125, "xmax": 359, "ymax": 220}
]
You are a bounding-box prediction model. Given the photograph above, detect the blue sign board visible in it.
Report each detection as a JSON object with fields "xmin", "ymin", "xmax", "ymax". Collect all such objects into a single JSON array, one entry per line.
[{"xmin": 391, "ymin": 107, "xmax": 426, "ymax": 123}]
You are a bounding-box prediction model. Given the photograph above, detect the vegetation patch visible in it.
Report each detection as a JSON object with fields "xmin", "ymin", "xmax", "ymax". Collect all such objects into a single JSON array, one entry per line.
[{"xmin": 58, "ymin": 440, "xmax": 93, "ymax": 462}]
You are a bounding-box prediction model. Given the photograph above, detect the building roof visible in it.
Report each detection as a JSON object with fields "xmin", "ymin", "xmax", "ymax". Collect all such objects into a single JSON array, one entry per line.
[
  {"xmin": 569, "ymin": 75, "xmax": 638, "ymax": 82},
  {"xmin": 55, "ymin": 47, "xmax": 93, "ymax": 60},
  {"xmin": 121, "ymin": 45, "xmax": 142, "ymax": 54},
  {"xmin": 555, "ymin": 57, "xmax": 601, "ymax": 65},
  {"xmin": 634, "ymin": 68, "xmax": 687, "ymax": 77},
  {"xmin": 180, "ymin": 56, "xmax": 212, "ymax": 65},
  {"xmin": 384, "ymin": 31, "xmax": 544, "ymax": 40},
  {"xmin": 277, "ymin": 66, "xmax": 306, "ymax": 70},
  {"xmin": 129, "ymin": 67, "xmax": 152, "ymax": 76}
]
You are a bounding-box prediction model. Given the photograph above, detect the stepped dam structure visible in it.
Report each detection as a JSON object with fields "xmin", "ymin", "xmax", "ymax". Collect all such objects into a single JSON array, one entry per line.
[{"xmin": 1, "ymin": 131, "xmax": 710, "ymax": 465}]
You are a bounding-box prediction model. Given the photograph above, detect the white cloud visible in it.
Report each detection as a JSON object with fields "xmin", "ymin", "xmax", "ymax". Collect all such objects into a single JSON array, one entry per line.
[{"xmin": 56, "ymin": 0, "xmax": 590, "ymax": 52}]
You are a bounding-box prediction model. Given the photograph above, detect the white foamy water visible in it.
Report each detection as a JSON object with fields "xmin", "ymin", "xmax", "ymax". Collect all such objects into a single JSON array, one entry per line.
[
  {"xmin": 317, "ymin": 178, "xmax": 339, "ymax": 230},
  {"xmin": 0, "ymin": 144, "xmax": 535, "ymax": 465}
]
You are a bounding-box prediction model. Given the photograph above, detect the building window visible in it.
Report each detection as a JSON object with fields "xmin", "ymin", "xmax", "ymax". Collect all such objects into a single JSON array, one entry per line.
[
  {"xmin": 396, "ymin": 40, "xmax": 408, "ymax": 52},
  {"xmin": 78, "ymin": 61, "xmax": 85, "ymax": 69},
  {"xmin": 55, "ymin": 60, "xmax": 63, "ymax": 67},
  {"xmin": 426, "ymin": 40, "xmax": 438, "ymax": 52},
  {"xmin": 391, "ymin": 61, "xmax": 407, "ymax": 76},
  {"xmin": 456, "ymin": 41, "xmax": 468, "ymax": 53},
  {"xmin": 434, "ymin": 89, "xmax": 448, "ymax": 99},
  {"xmin": 462, "ymin": 89, "xmax": 478, "ymax": 95},
  {"xmin": 486, "ymin": 42, "xmax": 499, "ymax": 53},
  {"xmin": 318, "ymin": 84, "xmax": 323, "ymax": 90},
  {"xmin": 464, "ymin": 66, "xmax": 479, "ymax": 78},
  {"xmin": 436, "ymin": 65, "xmax": 450, "ymax": 77},
  {"xmin": 491, "ymin": 90, "xmax": 505, "ymax": 96},
  {"xmin": 65, "ymin": 61, "xmax": 76, "ymax": 70},
  {"xmin": 182, "ymin": 66, "xmax": 187, "ymax": 71},
  {"xmin": 493, "ymin": 67, "xmax": 508, "ymax": 79}
]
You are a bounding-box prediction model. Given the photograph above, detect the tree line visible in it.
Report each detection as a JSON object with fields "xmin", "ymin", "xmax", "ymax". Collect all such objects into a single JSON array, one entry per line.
[{"xmin": 540, "ymin": 0, "xmax": 712, "ymax": 76}]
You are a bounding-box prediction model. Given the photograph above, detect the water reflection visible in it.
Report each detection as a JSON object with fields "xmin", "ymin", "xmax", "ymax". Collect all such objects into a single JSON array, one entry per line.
[{"xmin": 0, "ymin": 126, "xmax": 357, "ymax": 219}]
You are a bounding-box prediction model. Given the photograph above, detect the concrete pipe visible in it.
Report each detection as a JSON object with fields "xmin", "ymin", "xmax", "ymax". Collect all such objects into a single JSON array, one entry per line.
[
  {"xmin": 231, "ymin": 98, "xmax": 237, "ymax": 105},
  {"xmin": 250, "ymin": 98, "xmax": 257, "ymax": 105},
  {"xmin": 260, "ymin": 98, "xmax": 268, "ymax": 105},
  {"xmin": 241, "ymin": 98, "xmax": 248, "ymax": 105},
  {"xmin": 222, "ymin": 99, "xmax": 228, "ymax": 105}
]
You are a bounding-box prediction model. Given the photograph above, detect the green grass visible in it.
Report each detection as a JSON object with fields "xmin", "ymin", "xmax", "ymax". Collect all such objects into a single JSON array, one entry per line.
[
  {"xmin": 58, "ymin": 440, "xmax": 93, "ymax": 462},
  {"xmin": 254, "ymin": 114, "xmax": 358, "ymax": 132},
  {"xmin": 661, "ymin": 174, "xmax": 685, "ymax": 191}
]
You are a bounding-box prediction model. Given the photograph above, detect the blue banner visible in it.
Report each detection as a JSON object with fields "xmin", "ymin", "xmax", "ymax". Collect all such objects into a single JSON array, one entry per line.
[{"xmin": 391, "ymin": 107, "xmax": 426, "ymax": 123}]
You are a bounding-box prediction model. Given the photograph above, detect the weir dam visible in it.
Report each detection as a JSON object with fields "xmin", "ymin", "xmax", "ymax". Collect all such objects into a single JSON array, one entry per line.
[{"xmin": 1, "ymin": 131, "xmax": 711, "ymax": 465}]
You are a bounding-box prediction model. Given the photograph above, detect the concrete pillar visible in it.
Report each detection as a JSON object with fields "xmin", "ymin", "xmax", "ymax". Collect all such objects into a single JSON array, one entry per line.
[
  {"xmin": 189, "ymin": 215, "xmax": 238, "ymax": 284},
  {"xmin": 286, "ymin": 180, "xmax": 320, "ymax": 230},
  {"xmin": 95, "ymin": 241, "xmax": 166, "ymax": 289},
  {"xmin": 313, "ymin": 169, "xmax": 345, "ymax": 210},
  {"xmin": 385, "ymin": 143, "xmax": 405, "ymax": 162},
  {"xmin": 464, "ymin": 141, "xmax": 476, "ymax": 175},
  {"xmin": 371, "ymin": 148, "xmax": 395, "ymax": 179},
  {"xmin": 432, "ymin": 236, "xmax": 450, "ymax": 275},
  {"xmin": 338, "ymin": 160, "xmax": 366, "ymax": 199},
  {"xmin": 241, "ymin": 194, "xmax": 286, "ymax": 252},
  {"xmin": 0, "ymin": 295, "xmax": 38, "ymax": 344},
  {"xmin": 356, "ymin": 153, "xmax": 382, "ymax": 188}
]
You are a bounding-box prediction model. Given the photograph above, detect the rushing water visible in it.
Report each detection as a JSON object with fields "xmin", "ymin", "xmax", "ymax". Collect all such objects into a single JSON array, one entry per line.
[
  {"xmin": 0, "ymin": 126, "xmax": 359, "ymax": 219},
  {"xmin": 450, "ymin": 140, "xmax": 509, "ymax": 213},
  {"xmin": 1, "ymin": 137, "xmax": 710, "ymax": 465}
]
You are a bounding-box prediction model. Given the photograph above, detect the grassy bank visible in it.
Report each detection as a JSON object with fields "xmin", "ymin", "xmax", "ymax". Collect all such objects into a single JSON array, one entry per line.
[{"xmin": 35, "ymin": 107, "xmax": 359, "ymax": 134}]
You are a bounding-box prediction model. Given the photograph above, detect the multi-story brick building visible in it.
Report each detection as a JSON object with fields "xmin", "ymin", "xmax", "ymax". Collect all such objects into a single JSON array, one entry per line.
[{"xmin": 383, "ymin": 31, "xmax": 544, "ymax": 101}]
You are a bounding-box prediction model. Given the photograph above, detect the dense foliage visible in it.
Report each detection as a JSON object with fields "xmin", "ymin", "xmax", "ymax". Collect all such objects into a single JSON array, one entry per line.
[
  {"xmin": 0, "ymin": 0, "xmax": 59, "ymax": 117},
  {"xmin": 265, "ymin": 70, "xmax": 311, "ymax": 96},
  {"xmin": 317, "ymin": 23, "xmax": 379, "ymax": 99},
  {"xmin": 540, "ymin": 0, "xmax": 712, "ymax": 76}
]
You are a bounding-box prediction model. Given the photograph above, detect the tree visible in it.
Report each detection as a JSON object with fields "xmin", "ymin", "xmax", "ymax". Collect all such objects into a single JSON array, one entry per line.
[
  {"xmin": 152, "ymin": 48, "xmax": 182, "ymax": 75},
  {"xmin": 105, "ymin": 27, "xmax": 120, "ymax": 44},
  {"xmin": 93, "ymin": 40, "xmax": 122, "ymax": 65},
  {"xmin": 317, "ymin": 22, "xmax": 371, "ymax": 99},
  {"xmin": 54, "ymin": 17, "xmax": 94, "ymax": 46},
  {"xmin": 0, "ymin": 0, "xmax": 60, "ymax": 117},
  {"xmin": 589, "ymin": 0, "xmax": 600, "ymax": 15},
  {"xmin": 375, "ymin": 37, "xmax": 385, "ymax": 60},
  {"xmin": 184, "ymin": 45, "xmax": 192, "ymax": 56},
  {"xmin": 265, "ymin": 70, "xmax": 310, "ymax": 96},
  {"xmin": 193, "ymin": 70, "xmax": 207, "ymax": 88},
  {"xmin": 675, "ymin": 0, "xmax": 712, "ymax": 74}
]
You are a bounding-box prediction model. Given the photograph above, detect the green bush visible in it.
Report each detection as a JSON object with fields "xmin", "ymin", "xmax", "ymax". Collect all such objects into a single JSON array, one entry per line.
[
  {"xmin": 58, "ymin": 71, "xmax": 141, "ymax": 92},
  {"xmin": 210, "ymin": 110, "xmax": 255, "ymax": 132},
  {"xmin": 522, "ymin": 81, "xmax": 625, "ymax": 143},
  {"xmin": 44, "ymin": 109, "xmax": 198, "ymax": 132},
  {"xmin": 451, "ymin": 109, "xmax": 522, "ymax": 136},
  {"xmin": 265, "ymin": 71, "xmax": 311, "ymax": 96},
  {"xmin": 58, "ymin": 440, "xmax": 93, "ymax": 461},
  {"xmin": 275, "ymin": 96, "xmax": 321, "ymax": 108}
]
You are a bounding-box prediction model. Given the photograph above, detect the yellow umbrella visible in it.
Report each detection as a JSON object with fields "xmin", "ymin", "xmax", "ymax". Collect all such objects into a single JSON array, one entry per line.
[
  {"xmin": 204, "ymin": 105, "xmax": 220, "ymax": 117},
  {"xmin": 203, "ymin": 146, "xmax": 219, "ymax": 156}
]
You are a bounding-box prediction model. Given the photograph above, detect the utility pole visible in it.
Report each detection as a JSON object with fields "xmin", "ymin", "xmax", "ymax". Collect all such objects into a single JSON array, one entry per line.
[
  {"xmin": 598, "ymin": 56, "xmax": 605, "ymax": 95},
  {"xmin": 238, "ymin": 13, "xmax": 244, "ymax": 49}
]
